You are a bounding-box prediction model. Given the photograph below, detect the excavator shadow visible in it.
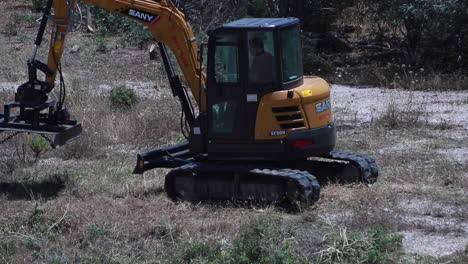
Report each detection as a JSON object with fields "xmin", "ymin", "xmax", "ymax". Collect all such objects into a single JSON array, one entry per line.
[{"xmin": 0, "ymin": 176, "xmax": 65, "ymax": 200}]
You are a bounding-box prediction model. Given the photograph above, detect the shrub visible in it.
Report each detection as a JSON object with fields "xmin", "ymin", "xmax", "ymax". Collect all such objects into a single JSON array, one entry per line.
[
  {"xmin": 375, "ymin": 99, "xmax": 428, "ymax": 129},
  {"xmin": 228, "ymin": 224, "xmax": 264, "ymax": 263},
  {"xmin": 14, "ymin": 13, "xmax": 35, "ymax": 23},
  {"xmin": 180, "ymin": 241, "xmax": 225, "ymax": 263},
  {"xmin": 94, "ymin": 34, "xmax": 109, "ymax": 52},
  {"xmin": 109, "ymin": 85, "xmax": 138, "ymax": 110},
  {"xmin": 31, "ymin": 0, "xmax": 48, "ymax": 12},
  {"xmin": 2, "ymin": 22, "xmax": 17, "ymax": 37},
  {"xmin": 28, "ymin": 136, "xmax": 51, "ymax": 162}
]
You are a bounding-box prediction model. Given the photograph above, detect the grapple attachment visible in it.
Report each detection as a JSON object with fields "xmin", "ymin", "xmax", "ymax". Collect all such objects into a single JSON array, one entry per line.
[{"xmin": 0, "ymin": 82, "xmax": 82, "ymax": 148}]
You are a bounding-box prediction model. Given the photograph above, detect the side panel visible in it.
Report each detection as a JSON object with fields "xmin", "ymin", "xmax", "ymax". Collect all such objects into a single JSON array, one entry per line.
[{"xmin": 255, "ymin": 77, "xmax": 333, "ymax": 140}]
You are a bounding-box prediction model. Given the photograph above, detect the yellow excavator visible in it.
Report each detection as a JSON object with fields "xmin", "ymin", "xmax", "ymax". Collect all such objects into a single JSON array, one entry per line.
[{"xmin": 0, "ymin": 0, "xmax": 378, "ymax": 207}]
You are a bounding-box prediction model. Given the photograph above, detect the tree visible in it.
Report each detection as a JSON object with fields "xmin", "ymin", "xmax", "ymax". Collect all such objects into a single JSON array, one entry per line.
[{"xmin": 356, "ymin": 0, "xmax": 468, "ymax": 67}]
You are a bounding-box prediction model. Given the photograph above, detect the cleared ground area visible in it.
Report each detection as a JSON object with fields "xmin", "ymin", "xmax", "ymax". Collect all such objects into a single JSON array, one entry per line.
[{"xmin": 1, "ymin": 82, "xmax": 467, "ymax": 263}]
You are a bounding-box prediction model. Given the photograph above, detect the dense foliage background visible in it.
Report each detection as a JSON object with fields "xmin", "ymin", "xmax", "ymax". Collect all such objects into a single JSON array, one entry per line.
[{"xmin": 30, "ymin": 0, "xmax": 468, "ymax": 87}]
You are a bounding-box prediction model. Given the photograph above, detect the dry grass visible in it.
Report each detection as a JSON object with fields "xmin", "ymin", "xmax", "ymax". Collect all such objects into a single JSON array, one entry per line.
[
  {"xmin": 1, "ymin": 1, "xmax": 467, "ymax": 263},
  {"xmin": 324, "ymin": 61, "xmax": 468, "ymax": 92},
  {"xmin": 56, "ymin": 77, "xmax": 181, "ymax": 160},
  {"xmin": 374, "ymin": 99, "xmax": 429, "ymax": 129}
]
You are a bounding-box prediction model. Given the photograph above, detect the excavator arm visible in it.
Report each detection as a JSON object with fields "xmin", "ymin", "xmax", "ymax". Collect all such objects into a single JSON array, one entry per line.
[{"xmin": 0, "ymin": 0, "xmax": 206, "ymax": 146}]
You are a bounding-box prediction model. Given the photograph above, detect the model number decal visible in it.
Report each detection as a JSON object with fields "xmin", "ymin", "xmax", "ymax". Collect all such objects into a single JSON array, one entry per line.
[
  {"xmin": 270, "ymin": 130, "xmax": 286, "ymax": 136},
  {"xmin": 315, "ymin": 100, "xmax": 331, "ymax": 113},
  {"xmin": 122, "ymin": 8, "xmax": 160, "ymax": 24}
]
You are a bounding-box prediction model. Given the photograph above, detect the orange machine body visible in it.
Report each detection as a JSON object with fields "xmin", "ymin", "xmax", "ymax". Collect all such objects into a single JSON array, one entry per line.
[{"xmin": 255, "ymin": 77, "xmax": 333, "ymax": 140}]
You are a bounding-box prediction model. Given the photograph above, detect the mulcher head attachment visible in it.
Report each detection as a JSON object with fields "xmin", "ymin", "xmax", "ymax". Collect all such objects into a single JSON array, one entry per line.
[
  {"xmin": 1, "ymin": 0, "xmax": 82, "ymax": 148},
  {"xmin": 0, "ymin": 81, "xmax": 82, "ymax": 148}
]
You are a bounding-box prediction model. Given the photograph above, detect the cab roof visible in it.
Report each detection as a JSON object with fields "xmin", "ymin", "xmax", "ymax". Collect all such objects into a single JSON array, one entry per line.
[{"xmin": 221, "ymin": 18, "xmax": 299, "ymax": 29}]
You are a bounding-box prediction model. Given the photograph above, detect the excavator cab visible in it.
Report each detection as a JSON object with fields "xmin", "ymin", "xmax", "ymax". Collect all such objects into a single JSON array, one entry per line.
[
  {"xmin": 208, "ymin": 18, "xmax": 303, "ymax": 92},
  {"xmin": 206, "ymin": 18, "xmax": 302, "ymax": 137},
  {"xmin": 199, "ymin": 18, "xmax": 335, "ymax": 160}
]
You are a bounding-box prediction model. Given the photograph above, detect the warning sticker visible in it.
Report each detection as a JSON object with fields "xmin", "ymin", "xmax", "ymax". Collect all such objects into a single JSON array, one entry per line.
[{"xmin": 301, "ymin": 90, "xmax": 313, "ymax": 97}]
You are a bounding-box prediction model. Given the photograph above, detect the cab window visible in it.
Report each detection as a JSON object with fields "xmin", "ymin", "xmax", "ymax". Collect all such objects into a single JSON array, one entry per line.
[
  {"xmin": 248, "ymin": 31, "xmax": 276, "ymax": 84},
  {"xmin": 280, "ymin": 26, "xmax": 303, "ymax": 82},
  {"xmin": 211, "ymin": 100, "xmax": 237, "ymax": 133},
  {"xmin": 214, "ymin": 33, "xmax": 239, "ymax": 84}
]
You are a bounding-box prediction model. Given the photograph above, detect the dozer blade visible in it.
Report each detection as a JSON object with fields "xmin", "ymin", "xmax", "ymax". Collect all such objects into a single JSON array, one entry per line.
[{"xmin": 133, "ymin": 141, "xmax": 193, "ymax": 174}]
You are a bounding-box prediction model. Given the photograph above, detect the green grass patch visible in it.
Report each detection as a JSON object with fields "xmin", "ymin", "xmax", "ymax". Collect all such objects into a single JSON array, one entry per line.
[
  {"xmin": 173, "ymin": 218, "xmax": 306, "ymax": 264},
  {"xmin": 315, "ymin": 225, "xmax": 404, "ymax": 264},
  {"xmin": 2, "ymin": 22, "xmax": 17, "ymax": 37}
]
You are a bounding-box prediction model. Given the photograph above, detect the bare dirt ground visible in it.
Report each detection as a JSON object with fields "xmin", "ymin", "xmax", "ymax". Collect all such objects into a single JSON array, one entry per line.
[
  {"xmin": 332, "ymin": 85, "xmax": 468, "ymax": 129},
  {"xmin": 331, "ymin": 85, "xmax": 468, "ymax": 258},
  {"xmin": 1, "ymin": 1, "xmax": 467, "ymax": 263}
]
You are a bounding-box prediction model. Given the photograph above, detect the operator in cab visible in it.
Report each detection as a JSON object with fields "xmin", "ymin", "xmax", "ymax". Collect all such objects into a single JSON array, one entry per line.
[{"xmin": 249, "ymin": 36, "xmax": 276, "ymax": 84}]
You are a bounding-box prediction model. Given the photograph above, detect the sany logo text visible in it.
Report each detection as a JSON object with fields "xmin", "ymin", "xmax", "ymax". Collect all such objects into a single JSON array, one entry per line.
[{"xmin": 124, "ymin": 8, "xmax": 160, "ymax": 24}]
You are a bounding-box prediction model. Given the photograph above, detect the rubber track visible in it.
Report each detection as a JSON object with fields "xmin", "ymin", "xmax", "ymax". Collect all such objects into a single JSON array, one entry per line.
[
  {"xmin": 329, "ymin": 151, "xmax": 379, "ymax": 183},
  {"xmin": 165, "ymin": 163, "xmax": 320, "ymax": 205},
  {"xmin": 250, "ymin": 168, "xmax": 320, "ymax": 203}
]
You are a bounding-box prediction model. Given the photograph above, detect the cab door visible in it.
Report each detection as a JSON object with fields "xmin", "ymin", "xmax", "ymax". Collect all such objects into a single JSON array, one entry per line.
[
  {"xmin": 245, "ymin": 30, "xmax": 279, "ymax": 140},
  {"xmin": 206, "ymin": 30, "xmax": 247, "ymax": 145}
]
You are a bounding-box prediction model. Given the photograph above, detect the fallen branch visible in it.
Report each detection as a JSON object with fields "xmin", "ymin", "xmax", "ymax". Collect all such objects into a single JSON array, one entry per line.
[{"xmin": 47, "ymin": 203, "xmax": 70, "ymax": 233}]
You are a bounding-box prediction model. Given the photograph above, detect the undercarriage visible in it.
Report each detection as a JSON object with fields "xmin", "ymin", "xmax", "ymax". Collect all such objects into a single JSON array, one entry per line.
[{"xmin": 134, "ymin": 142, "xmax": 378, "ymax": 207}]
